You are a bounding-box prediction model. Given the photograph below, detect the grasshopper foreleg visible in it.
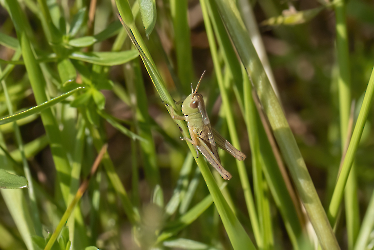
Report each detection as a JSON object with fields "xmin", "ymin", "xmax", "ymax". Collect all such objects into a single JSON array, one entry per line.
[{"xmin": 168, "ymin": 104, "xmax": 186, "ymax": 121}]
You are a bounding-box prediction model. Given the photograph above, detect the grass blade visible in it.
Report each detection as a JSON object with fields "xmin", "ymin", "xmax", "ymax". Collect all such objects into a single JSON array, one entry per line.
[
  {"xmin": 0, "ymin": 87, "xmax": 84, "ymax": 125},
  {"xmin": 212, "ymin": 0, "xmax": 339, "ymax": 248},
  {"xmin": 328, "ymin": 68, "xmax": 374, "ymax": 227}
]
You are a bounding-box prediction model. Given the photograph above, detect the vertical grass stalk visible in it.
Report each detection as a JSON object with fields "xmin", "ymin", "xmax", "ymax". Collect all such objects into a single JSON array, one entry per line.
[
  {"xmin": 201, "ymin": 0, "xmax": 261, "ymax": 246},
  {"xmin": 334, "ymin": 2, "xmax": 359, "ymax": 248},
  {"xmin": 212, "ymin": 0, "xmax": 339, "ymax": 249}
]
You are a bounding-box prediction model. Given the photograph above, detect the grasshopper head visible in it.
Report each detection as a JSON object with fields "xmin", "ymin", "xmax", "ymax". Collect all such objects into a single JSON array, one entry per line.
[
  {"xmin": 182, "ymin": 93, "xmax": 203, "ymax": 114},
  {"xmin": 182, "ymin": 71, "xmax": 206, "ymax": 115}
]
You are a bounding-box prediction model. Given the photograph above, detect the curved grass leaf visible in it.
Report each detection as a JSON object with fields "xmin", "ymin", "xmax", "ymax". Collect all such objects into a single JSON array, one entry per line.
[
  {"xmin": 0, "ymin": 32, "xmax": 19, "ymax": 50},
  {"xmin": 261, "ymin": 7, "xmax": 324, "ymax": 26},
  {"xmin": 10, "ymin": 135, "xmax": 49, "ymax": 162},
  {"xmin": 0, "ymin": 114, "xmax": 38, "ymax": 133},
  {"xmin": 69, "ymin": 50, "xmax": 139, "ymax": 66},
  {"xmin": 157, "ymin": 193, "xmax": 213, "ymax": 243},
  {"xmin": 0, "ymin": 169, "xmax": 28, "ymax": 189},
  {"xmin": 0, "ymin": 87, "xmax": 84, "ymax": 125},
  {"xmin": 98, "ymin": 110, "xmax": 147, "ymax": 142},
  {"xmin": 328, "ymin": 69, "xmax": 374, "ymax": 226},
  {"xmin": 138, "ymin": 0, "xmax": 157, "ymax": 37},
  {"xmin": 68, "ymin": 36, "xmax": 97, "ymax": 47}
]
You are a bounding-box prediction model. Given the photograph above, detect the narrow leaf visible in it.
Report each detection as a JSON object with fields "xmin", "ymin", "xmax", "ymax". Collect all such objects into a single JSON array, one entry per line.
[
  {"xmin": 0, "ymin": 87, "xmax": 84, "ymax": 125},
  {"xmin": 69, "ymin": 50, "xmax": 139, "ymax": 66},
  {"xmin": 0, "ymin": 32, "xmax": 19, "ymax": 50},
  {"xmin": 68, "ymin": 36, "xmax": 97, "ymax": 47},
  {"xmin": 98, "ymin": 110, "xmax": 146, "ymax": 142},
  {"xmin": 261, "ymin": 7, "xmax": 324, "ymax": 26}
]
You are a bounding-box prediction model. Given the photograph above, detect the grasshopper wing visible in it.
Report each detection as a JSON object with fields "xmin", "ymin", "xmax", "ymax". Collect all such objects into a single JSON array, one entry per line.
[
  {"xmin": 195, "ymin": 94, "xmax": 221, "ymax": 161},
  {"xmin": 212, "ymin": 128, "xmax": 246, "ymax": 161},
  {"xmin": 196, "ymin": 137, "xmax": 232, "ymax": 180}
]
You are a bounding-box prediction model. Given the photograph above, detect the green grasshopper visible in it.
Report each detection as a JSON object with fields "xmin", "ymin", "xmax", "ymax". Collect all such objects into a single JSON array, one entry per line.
[{"xmin": 171, "ymin": 71, "xmax": 246, "ymax": 180}]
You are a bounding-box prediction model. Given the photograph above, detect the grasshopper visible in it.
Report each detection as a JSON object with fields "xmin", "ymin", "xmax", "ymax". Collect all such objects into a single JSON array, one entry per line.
[{"xmin": 170, "ymin": 71, "xmax": 246, "ymax": 180}]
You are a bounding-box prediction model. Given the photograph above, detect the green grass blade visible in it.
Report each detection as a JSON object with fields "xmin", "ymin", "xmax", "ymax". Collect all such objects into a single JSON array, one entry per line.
[
  {"xmin": 0, "ymin": 114, "xmax": 38, "ymax": 134},
  {"xmin": 0, "ymin": 87, "xmax": 84, "ymax": 125},
  {"xmin": 170, "ymin": 0, "xmax": 194, "ymax": 94},
  {"xmin": 243, "ymin": 68, "xmax": 305, "ymax": 248},
  {"xmin": 202, "ymin": 0, "xmax": 261, "ymax": 246},
  {"xmin": 335, "ymin": 1, "xmax": 359, "ymax": 248},
  {"xmin": 0, "ymin": 32, "xmax": 19, "ymax": 49},
  {"xmin": 354, "ymin": 191, "xmax": 374, "ymax": 250},
  {"xmin": 165, "ymin": 153, "xmax": 194, "ymax": 216},
  {"xmin": 157, "ymin": 193, "xmax": 214, "ymax": 243},
  {"xmin": 328, "ymin": 68, "xmax": 374, "ymax": 227},
  {"xmin": 179, "ymin": 166, "xmax": 201, "ymax": 214},
  {"xmin": 212, "ymin": 0, "xmax": 339, "ymax": 249},
  {"xmin": 98, "ymin": 110, "xmax": 146, "ymax": 142},
  {"xmin": 67, "ymin": 119, "xmax": 87, "ymax": 248},
  {"xmin": 10, "ymin": 135, "xmax": 49, "ymax": 162}
]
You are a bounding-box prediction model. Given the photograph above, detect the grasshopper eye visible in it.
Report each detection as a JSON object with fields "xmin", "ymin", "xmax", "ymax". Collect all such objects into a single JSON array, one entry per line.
[{"xmin": 190, "ymin": 100, "xmax": 198, "ymax": 109}]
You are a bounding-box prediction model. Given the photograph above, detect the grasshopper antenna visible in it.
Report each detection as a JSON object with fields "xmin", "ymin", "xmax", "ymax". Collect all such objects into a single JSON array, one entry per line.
[{"xmin": 194, "ymin": 70, "xmax": 206, "ymax": 94}]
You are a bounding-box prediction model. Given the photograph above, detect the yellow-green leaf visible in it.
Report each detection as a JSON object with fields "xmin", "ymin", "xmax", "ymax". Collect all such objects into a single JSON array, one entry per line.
[{"xmin": 261, "ymin": 7, "xmax": 324, "ymax": 26}]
